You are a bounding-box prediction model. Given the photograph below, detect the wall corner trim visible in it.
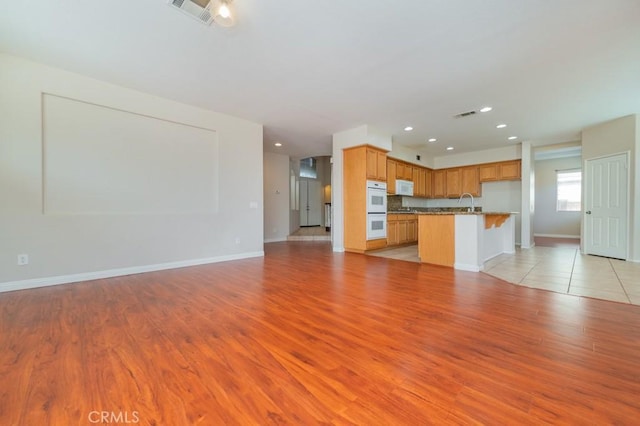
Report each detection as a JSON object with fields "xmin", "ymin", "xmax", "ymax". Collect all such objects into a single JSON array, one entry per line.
[{"xmin": 0, "ymin": 251, "xmax": 265, "ymax": 293}]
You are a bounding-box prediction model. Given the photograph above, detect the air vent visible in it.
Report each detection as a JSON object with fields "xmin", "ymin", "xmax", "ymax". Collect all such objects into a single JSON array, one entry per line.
[
  {"xmin": 168, "ymin": 0, "xmax": 214, "ymax": 25},
  {"xmin": 454, "ymin": 110, "xmax": 477, "ymax": 119}
]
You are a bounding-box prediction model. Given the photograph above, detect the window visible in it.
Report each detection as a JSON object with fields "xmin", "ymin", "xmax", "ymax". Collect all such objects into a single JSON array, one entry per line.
[
  {"xmin": 557, "ymin": 169, "xmax": 581, "ymax": 211},
  {"xmin": 299, "ymin": 157, "xmax": 317, "ymax": 179}
]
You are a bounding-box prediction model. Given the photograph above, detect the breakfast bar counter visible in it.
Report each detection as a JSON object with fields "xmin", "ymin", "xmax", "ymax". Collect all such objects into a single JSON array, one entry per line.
[{"xmin": 417, "ymin": 212, "xmax": 517, "ymax": 271}]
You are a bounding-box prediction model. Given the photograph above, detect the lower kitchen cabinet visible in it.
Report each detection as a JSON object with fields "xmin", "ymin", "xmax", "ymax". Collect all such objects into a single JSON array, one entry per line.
[{"xmin": 387, "ymin": 214, "xmax": 418, "ymax": 247}]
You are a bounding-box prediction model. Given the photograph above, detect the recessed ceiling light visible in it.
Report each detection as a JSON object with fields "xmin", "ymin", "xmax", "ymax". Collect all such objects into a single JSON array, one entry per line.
[
  {"xmin": 274, "ymin": 142, "xmax": 282, "ymax": 147},
  {"xmin": 404, "ymin": 126, "xmax": 413, "ymax": 131},
  {"xmin": 446, "ymin": 146, "xmax": 454, "ymax": 151},
  {"xmin": 508, "ymin": 136, "xmax": 517, "ymax": 140},
  {"xmin": 428, "ymin": 138, "xmax": 437, "ymax": 142},
  {"xmin": 496, "ymin": 124, "xmax": 507, "ymax": 129},
  {"xmin": 480, "ymin": 106, "xmax": 492, "ymax": 113}
]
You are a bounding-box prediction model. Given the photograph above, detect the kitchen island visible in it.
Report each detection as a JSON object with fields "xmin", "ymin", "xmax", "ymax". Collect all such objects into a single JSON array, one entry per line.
[{"xmin": 417, "ymin": 212, "xmax": 517, "ymax": 271}]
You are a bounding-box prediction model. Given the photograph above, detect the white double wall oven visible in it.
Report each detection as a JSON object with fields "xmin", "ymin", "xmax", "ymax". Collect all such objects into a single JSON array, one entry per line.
[{"xmin": 366, "ymin": 180, "xmax": 387, "ymax": 240}]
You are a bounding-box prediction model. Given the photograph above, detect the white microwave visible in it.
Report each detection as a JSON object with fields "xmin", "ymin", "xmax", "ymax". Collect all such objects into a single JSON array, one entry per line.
[{"xmin": 396, "ymin": 179, "xmax": 414, "ymax": 196}]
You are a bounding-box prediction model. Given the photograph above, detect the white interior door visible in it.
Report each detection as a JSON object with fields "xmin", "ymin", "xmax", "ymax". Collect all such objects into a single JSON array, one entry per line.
[
  {"xmin": 307, "ymin": 180, "xmax": 322, "ymax": 226},
  {"xmin": 299, "ymin": 180, "xmax": 322, "ymax": 226},
  {"xmin": 299, "ymin": 181, "xmax": 308, "ymax": 226},
  {"xmin": 584, "ymin": 153, "xmax": 628, "ymax": 259}
]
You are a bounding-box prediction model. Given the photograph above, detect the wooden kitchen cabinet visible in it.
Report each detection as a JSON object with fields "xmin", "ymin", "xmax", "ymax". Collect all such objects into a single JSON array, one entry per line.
[
  {"xmin": 443, "ymin": 166, "xmax": 480, "ymax": 198},
  {"xmin": 388, "ymin": 158, "xmax": 433, "ymax": 198},
  {"xmin": 445, "ymin": 168, "xmax": 461, "ymax": 198},
  {"xmin": 479, "ymin": 163, "xmax": 499, "ymax": 182},
  {"xmin": 416, "ymin": 167, "xmax": 428, "ymax": 197},
  {"xmin": 366, "ymin": 147, "xmax": 387, "ymax": 181},
  {"xmin": 387, "ymin": 217, "xmax": 399, "ymax": 246},
  {"xmin": 403, "ymin": 164, "xmax": 413, "ymax": 180},
  {"xmin": 499, "ymin": 160, "xmax": 521, "ymax": 180},
  {"xmin": 424, "ymin": 168, "xmax": 433, "ymax": 198},
  {"xmin": 412, "ymin": 166, "xmax": 425, "ymax": 197},
  {"xmin": 396, "ymin": 162, "xmax": 407, "ymax": 181},
  {"xmin": 461, "ymin": 166, "xmax": 481, "ymax": 196},
  {"xmin": 407, "ymin": 219, "xmax": 417, "ymax": 242},
  {"xmin": 387, "ymin": 159, "xmax": 397, "ymax": 194},
  {"xmin": 479, "ymin": 160, "xmax": 522, "ymax": 182},
  {"xmin": 387, "ymin": 214, "xmax": 418, "ymax": 247},
  {"xmin": 432, "ymin": 170, "xmax": 446, "ymax": 198},
  {"xmin": 398, "ymin": 220, "xmax": 408, "ymax": 243},
  {"xmin": 344, "ymin": 145, "xmax": 388, "ymax": 253}
]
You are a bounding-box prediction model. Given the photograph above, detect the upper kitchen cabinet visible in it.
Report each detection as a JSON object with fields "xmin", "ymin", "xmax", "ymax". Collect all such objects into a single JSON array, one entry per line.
[
  {"xmin": 479, "ymin": 160, "xmax": 522, "ymax": 182},
  {"xmin": 432, "ymin": 169, "xmax": 446, "ymax": 198},
  {"xmin": 445, "ymin": 168, "xmax": 461, "ymax": 198},
  {"xmin": 414, "ymin": 167, "xmax": 429, "ymax": 198},
  {"xmin": 498, "ymin": 160, "xmax": 521, "ymax": 180},
  {"xmin": 412, "ymin": 166, "xmax": 422, "ymax": 197},
  {"xmin": 444, "ymin": 166, "xmax": 480, "ymax": 198},
  {"xmin": 395, "ymin": 161, "xmax": 413, "ymax": 181},
  {"xmin": 386, "ymin": 158, "xmax": 397, "ymax": 193},
  {"xmin": 366, "ymin": 147, "xmax": 387, "ymax": 181},
  {"xmin": 424, "ymin": 168, "xmax": 433, "ymax": 198},
  {"xmin": 461, "ymin": 166, "xmax": 480, "ymax": 196}
]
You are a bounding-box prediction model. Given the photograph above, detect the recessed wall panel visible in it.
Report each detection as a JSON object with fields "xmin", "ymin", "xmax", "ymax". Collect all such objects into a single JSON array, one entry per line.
[{"xmin": 42, "ymin": 94, "xmax": 218, "ymax": 214}]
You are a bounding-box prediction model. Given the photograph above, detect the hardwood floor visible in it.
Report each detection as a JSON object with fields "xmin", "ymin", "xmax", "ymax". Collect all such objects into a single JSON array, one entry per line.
[{"xmin": 1, "ymin": 241, "xmax": 640, "ymax": 424}]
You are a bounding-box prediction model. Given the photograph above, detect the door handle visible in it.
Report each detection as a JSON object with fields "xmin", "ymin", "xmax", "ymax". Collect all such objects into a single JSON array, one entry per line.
[{"xmin": 585, "ymin": 211, "xmax": 591, "ymax": 214}]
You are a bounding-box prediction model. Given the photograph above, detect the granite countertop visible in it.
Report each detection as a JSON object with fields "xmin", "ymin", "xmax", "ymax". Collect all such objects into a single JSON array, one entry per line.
[
  {"xmin": 413, "ymin": 211, "xmax": 517, "ymax": 216},
  {"xmin": 388, "ymin": 209, "xmax": 518, "ymax": 215}
]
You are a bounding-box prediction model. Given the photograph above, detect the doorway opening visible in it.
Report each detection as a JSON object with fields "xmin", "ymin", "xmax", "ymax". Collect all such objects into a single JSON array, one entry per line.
[
  {"xmin": 533, "ymin": 144, "xmax": 582, "ymax": 249},
  {"xmin": 288, "ymin": 156, "xmax": 332, "ymax": 242}
]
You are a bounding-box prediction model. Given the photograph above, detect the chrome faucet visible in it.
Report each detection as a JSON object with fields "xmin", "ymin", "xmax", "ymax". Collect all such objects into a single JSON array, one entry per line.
[{"xmin": 458, "ymin": 192, "xmax": 475, "ymax": 212}]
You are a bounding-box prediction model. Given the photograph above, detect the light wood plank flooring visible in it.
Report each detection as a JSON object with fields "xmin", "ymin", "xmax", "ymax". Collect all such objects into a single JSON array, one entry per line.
[{"xmin": 1, "ymin": 241, "xmax": 639, "ymax": 424}]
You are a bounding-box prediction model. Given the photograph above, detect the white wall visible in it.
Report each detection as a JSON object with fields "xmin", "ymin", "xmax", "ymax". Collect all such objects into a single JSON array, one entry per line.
[
  {"xmin": 388, "ymin": 143, "xmax": 434, "ymax": 168},
  {"xmin": 534, "ymin": 156, "xmax": 582, "ymax": 238},
  {"xmin": 433, "ymin": 145, "xmax": 522, "ymax": 169},
  {"xmin": 582, "ymin": 114, "xmax": 638, "ymax": 261},
  {"xmin": 0, "ymin": 54, "xmax": 264, "ymax": 291},
  {"xmin": 636, "ymin": 115, "xmax": 640, "ymax": 262},
  {"xmin": 482, "ymin": 181, "xmax": 522, "ymax": 246},
  {"xmin": 263, "ymin": 152, "xmax": 290, "ymax": 242}
]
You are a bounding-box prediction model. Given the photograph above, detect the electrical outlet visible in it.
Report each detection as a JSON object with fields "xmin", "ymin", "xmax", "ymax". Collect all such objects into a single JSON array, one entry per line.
[
  {"xmin": 235, "ymin": 237, "xmax": 241, "ymax": 244},
  {"xmin": 17, "ymin": 254, "xmax": 29, "ymax": 266}
]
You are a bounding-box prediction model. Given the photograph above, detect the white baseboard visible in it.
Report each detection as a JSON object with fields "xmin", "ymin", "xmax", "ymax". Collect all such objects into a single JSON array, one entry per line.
[
  {"xmin": 534, "ymin": 233, "xmax": 580, "ymax": 239},
  {"xmin": 264, "ymin": 237, "xmax": 287, "ymax": 243},
  {"xmin": 454, "ymin": 262, "xmax": 481, "ymax": 272},
  {"xmin": 0, "ymin": 251, "xmax": 264, "ymax": 294}
]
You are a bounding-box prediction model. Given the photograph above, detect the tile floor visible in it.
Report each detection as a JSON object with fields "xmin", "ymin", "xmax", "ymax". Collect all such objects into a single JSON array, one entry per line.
[
  {"xmin": 368, "ymin": 244, "xmax": 640, "ymax": 306},
  {"xmin": 368, "ymin": 245, "xmax": 421, "ymax": 263},
  {"xmin": 484, "ymin": 247, "xmax": 640, "ymax": 305},
  {"xmin": 287, "ymin": 226, "xmax": 331, "ymax": 241}
]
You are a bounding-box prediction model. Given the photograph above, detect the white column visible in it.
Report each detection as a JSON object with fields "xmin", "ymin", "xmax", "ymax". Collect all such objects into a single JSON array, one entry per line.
[
  {"xmin": 521, "ymin": 141, "xmax": 535, "ymax": 249},
  {"xmin": 454, "ymin": 215, "xmax": 482, "ymax": 272}
]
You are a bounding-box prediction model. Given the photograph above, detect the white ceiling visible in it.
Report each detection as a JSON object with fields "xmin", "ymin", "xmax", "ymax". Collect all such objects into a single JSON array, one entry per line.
[{"xmin": 1, "ymin": 0, "xmax": 639, "ymax": 159}]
